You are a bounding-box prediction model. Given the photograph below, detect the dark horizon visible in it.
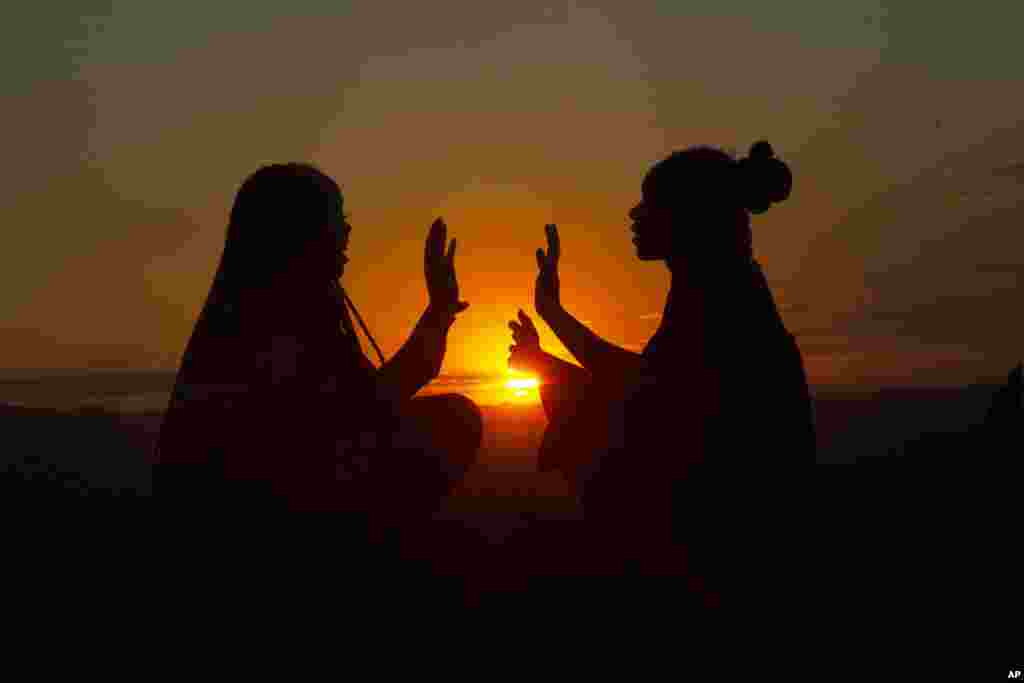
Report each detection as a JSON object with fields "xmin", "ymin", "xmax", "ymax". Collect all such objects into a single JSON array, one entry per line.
[{"xmin": 1, "ymin": 364, "xmax": 1016, "ymax": 389}]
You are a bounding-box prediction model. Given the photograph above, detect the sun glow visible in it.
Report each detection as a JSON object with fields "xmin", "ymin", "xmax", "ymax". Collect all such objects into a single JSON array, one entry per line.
[
  {"xmin": 504, "ymin": 372, "xmax": 540, "ymax": 404},
  {"xmin": 505, "ymin": 378, "xmax": 539, "ymax": 390}
]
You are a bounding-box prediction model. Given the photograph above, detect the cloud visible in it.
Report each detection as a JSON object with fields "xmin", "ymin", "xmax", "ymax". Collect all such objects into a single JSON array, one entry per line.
[
  {"xmin": 992, "ymin": 162, "xmax": 1024, "ymax": 181},
  {"xmin": 789, "ymin": 268, "xmax": 1021, "ymax": 387},
  {"xmin": 974, "ymin": 262, "xmax": 1024, "ymax": 276},
  {"xmin": 1, "ymin": 161, "xmax": 208, "ymax": 370}
]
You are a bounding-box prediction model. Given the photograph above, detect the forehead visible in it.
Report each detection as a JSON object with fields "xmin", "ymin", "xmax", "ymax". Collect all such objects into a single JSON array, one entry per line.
[{"xmin": 640, "ymin": 177, "xmax": 669, "ymax": 206}]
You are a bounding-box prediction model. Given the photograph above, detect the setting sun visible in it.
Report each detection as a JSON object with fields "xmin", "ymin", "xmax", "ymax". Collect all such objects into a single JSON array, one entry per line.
[
  {"xmin": 504, "ymin": 373, "xmax": 540, "ymax": 403},
  {"xmin": 506, "ymin": 377, "xmax": 539, "ymax": 390}
]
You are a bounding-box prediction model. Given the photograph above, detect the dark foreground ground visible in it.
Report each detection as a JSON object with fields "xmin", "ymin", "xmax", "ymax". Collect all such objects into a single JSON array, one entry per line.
[{"xmin": 1, "ymin": 385, "xmax": 1019, "ymax": 619}]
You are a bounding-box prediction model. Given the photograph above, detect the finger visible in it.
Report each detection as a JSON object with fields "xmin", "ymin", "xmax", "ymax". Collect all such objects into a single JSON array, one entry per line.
[
  {"xmin": 425, "ymin": 218, "xmax": 445, "ymax": 268},
  {"xmin": 546, "ymin": 224, "xmax": 560, "ymax": 264},
  {"xmin": 518, "ymin": 310, "xmax": 535, "ymax": 329},
  {"xmin": 446, "ymin": 238, "xmax": 456, "ymax": 266},
  {"xmin": 425, "ymin": 221, "xmax": 438, "ymax": 269},
  {"xmin": 509, "ymin": 321, "xmax": 520, "ymax": 332},
  {"xmin": 536, "ymin": 248, "xmax": 545, "ymax": 271}
]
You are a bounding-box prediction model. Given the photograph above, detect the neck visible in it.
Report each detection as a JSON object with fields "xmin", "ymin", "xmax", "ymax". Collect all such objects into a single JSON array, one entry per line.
[
  {"xmin": 664, "ymin": 253, "xmax": 756, "ymax": 322},
  {"xmin": 663, "ymin": 268, "xmax": 702, "ymax": 325},
  {"xmin": 666, "ymin": 251, "xmax": 754, "ymax": 282},
  {"xmin": 665, "ymin": 257, "xmax": 703, "ymax": 298}
]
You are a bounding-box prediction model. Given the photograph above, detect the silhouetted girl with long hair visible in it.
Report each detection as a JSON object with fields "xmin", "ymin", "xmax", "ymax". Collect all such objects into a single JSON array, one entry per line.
[{"xmin": 155, "ymin": 163, "xmax": 482, "ymax": 514}]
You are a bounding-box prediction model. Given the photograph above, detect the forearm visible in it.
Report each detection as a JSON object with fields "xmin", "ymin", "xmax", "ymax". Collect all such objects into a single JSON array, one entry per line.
[
  {"xmin": 529, "ymin": 349, "xmax": 592, "ymax": 388},
  {"xmin": 541, "ymin": 305, "xmax": 643, "ymax": 382},
  {"xmin": 375, "ymin": 306, "xmax": 454, "ymax": 403}
]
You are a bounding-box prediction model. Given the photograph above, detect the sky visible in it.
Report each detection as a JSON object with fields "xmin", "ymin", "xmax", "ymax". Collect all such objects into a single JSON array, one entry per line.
[{"xmin": 3, "ymin": 1, "xmax": 1023, "ymax": 387}]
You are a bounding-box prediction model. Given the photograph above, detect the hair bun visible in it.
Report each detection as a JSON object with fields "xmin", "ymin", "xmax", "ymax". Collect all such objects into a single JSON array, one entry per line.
[
  {"xmin": 739, "ymin": 140, "xmax": 792, "ymax": 214},
  {"xmin": 749, "ymin": 140, "xmax": 775, "ymax": 160}
]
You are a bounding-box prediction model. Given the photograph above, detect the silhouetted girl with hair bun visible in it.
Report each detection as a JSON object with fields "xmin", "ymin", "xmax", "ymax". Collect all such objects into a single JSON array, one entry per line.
[{"xmin": 507, "ymin": 140, "xmax": 815, "ymax": 609}]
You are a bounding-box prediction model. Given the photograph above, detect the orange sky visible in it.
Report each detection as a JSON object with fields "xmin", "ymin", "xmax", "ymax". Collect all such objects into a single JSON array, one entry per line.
[{"xmin": 4, "ymin": 2, "xmax": 1023, "ymax": 388}]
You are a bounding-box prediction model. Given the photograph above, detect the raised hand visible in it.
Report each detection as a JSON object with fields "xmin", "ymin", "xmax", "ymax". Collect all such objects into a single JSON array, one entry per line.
[
  {"xmin": 509, "ymin": 309, "xmax": 541, "ymax": 350},
  {"xmin": 534, "ymin": 223, "xmax": 561, "ymax": 320},
  {"xmin": 424, "ymin": 218, "xmax": 469, "ymax": 317},
  {"xmin": 508, "ymin": 309, "xmax": 544, "ymax": 374}
]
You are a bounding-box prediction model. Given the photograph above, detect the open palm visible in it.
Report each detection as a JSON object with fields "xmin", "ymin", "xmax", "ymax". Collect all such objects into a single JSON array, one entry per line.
[
  {"xmin": 424, "ymin": 218, "xmax": 469, "ymax": 316},
  {"xmin": 508, "ymin": 309, "xmax": 541, "ymax": 350},
  {"xmin": 534, "ymin": 223, "xmax": 561, "ymax": 319},
  {"xmin": 508, "ymin": 310, "xmax": 543, "ymax": 374}
]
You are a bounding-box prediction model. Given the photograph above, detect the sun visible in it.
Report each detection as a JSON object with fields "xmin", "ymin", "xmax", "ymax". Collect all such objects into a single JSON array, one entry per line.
[
  {"xmin": 506, "ymin": 377, "xmax": 539, "ymax": 390},
  {"xmin": 504, "ymin": 372, "xmax": 540, "ymax": 402}
]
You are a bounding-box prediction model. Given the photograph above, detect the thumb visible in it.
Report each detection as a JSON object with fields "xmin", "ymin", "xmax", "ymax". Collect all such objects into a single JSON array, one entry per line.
[{"xmin": 536, "ymin": 249, "xmax": 545, "ymax": 270}]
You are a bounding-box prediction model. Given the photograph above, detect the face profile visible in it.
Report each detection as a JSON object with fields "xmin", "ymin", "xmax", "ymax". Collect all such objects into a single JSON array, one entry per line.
[
  {"xmin": 629, "ymin": 187, "xmax": 675, "ymax": 263},
  {"xmin": 626, "ymin": 143, "xmax": 791, "ymax": 275},
  {"xmin": 326, "ymin": 211, "xmax": 352, "ymax": 281},
  {"xmin": 296, "ymin": 191, "xmax": 351, "ymax": 284},
  {"xmin": 215, "ymin": 163, "xmax": 354, "ymax": 294}
]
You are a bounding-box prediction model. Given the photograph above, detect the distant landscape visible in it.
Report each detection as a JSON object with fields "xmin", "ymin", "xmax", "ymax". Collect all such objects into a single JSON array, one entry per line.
[
  {"xmin": 0, "ymin": 369, "xmax": 1010, "ymax": 480},
  {"xmin": 0, "ymin": 368, "xmax": 1016, "ymax": 580}
]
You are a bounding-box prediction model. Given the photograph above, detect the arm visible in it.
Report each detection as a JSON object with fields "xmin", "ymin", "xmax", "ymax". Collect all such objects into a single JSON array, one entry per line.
[
  {"xmin": 541, "ymin": 304, "xmax": 643, "ymax": 387},
  {"xmin": 510, "ymin": 326, "xmax": 599, "ymax": 421},
  {"xmin": 532, "ymin": 223, "xmax": 643, "ymax": 385},
  {"xmin": 522, "ymin": 347, "xmax": 592, "ymax": 389},
  {"xmin": 509, "ymin": 309, "xmax": 595, "ymax": 420},
  {"xmin": 374, "ymin": 305, "xmax": 455, "ymax": 404},
  {"xmin": 530, "ymin": 349, "xmax": 593, "ymax": 422},
  {"xmin": 370, "ymin": 216, "xmax": 467, "ymax": 404}
]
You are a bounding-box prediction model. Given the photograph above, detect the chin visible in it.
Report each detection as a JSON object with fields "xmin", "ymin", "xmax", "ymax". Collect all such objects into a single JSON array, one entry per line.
[{"xmin": 633, "ymin": 240, "xmax": 661, "ymax": 261}]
